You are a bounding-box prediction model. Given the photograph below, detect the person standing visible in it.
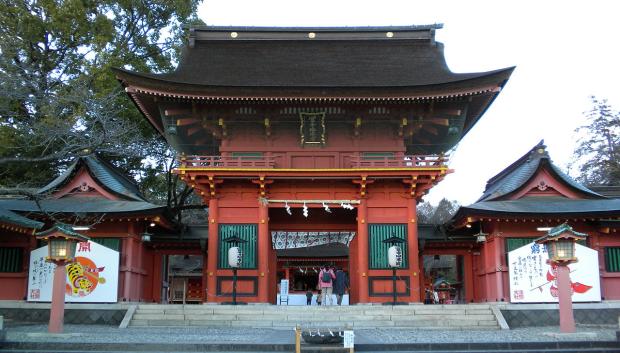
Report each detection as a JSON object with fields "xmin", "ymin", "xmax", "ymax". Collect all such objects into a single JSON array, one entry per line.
[
  {"xmin": 318, "ymin": 265, "xmax": 335, "ymax": 305},
  {"xmin": 333, "ymin": 267, "xmax": 349, "ymax": 305},
  {"xmin": 306, "ymin": 289, "xmax": 313, "ymax": 305}
]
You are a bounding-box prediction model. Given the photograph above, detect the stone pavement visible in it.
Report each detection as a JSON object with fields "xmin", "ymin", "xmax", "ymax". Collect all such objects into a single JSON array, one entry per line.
[{"xmin": 2, "ymin": 324, "xmax": 618, "ymax": 346}]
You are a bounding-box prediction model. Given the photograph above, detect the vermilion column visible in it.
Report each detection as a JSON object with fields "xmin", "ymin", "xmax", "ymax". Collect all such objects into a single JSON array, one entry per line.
[
  {"xmin": 357, "ymin": 200, "xmax": 369, "ymax": 303},
  {"xmin": 258, "ymin": 201, "xmax": 269, "ymax": 302},
  {"xmin": 48, "ymin": 263, "xmax": 66, "ymax": 333},
  {"xmin": 557, "ymin": 264, "xmax": 576, "ymax": 332},
  {"xmin": 407, "ymin": 198, "xmax": 421, "ymax": 302},
  {"xmin": 493, "ymin": 234, "xmax": 505, "ymax": 301},
  {"xmin": 122, "ymin": 236, "xmax": 135, "ymax": 300},
  {"xmin": 206, "ymin": 198, "xmax": 219, "ymax": 302}
]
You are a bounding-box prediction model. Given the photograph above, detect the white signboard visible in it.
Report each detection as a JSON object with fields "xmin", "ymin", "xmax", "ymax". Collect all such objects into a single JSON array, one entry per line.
[
  {"xmin": 27, "ymin": 241, "xmax": 119, "ymax": 303},
  {"xmin": 280, "ymin": 279, "xmax": 289, "ymax": 297},
  {"xmin": 343, "ymin": 330, "xmax": 355, "ymax": 348},
  {"xmin": 508, "ymin": 242, "xmax": 601, "ymax": 303}
]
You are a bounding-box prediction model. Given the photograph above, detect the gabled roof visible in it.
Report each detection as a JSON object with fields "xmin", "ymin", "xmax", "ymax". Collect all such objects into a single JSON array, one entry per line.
[
  {"xmin": 448, "ymin": 142, "xmax": 617, "ymax": 228},
  {"xmin": 38, "ymin": 154, "xmax": 146, "ymax": 202},
  {"xmin": 0, "ymin": 206, "xmax": 43, "ymax": 229},
  {"xmin": 477, "ymin": 140, "xmax": 603, "ymax": 202}
]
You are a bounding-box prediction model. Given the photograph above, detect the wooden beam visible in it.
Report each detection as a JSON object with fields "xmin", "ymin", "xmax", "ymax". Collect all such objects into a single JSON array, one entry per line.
[{"xmin": 176, "ymin": 118, "xmax": 200, "ymax": 127}]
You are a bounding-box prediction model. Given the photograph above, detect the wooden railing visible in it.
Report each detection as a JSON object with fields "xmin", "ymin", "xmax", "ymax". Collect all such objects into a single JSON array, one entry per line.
[
  {"xmin": 180, "ymin": 155, "xmax": 276, "ymax": 168},
  {"xmin": 349, "ymin": 154, "xmax": 448, "ymax": 168},
  {"xmin": 179, "ymin": 154, "xmax": 447, "ymax": 169}
]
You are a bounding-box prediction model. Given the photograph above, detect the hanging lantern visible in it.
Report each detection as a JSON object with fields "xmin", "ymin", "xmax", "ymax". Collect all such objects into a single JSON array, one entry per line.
[
  {"xmin": 228, "ymin": 247, "xmax": 243, "ymax": 268},
  {"xmin": 388, "ymin": 246, "xmax": 403, "ymax": 268}
]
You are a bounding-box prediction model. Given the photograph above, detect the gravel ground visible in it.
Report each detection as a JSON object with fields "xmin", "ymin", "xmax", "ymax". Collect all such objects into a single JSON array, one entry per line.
[{"xmin": 4, "ymin": 324, "xmax": 618, "ymax": 344}]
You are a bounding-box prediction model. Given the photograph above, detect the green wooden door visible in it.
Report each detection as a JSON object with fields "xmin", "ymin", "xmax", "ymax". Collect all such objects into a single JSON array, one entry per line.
[{"xmin": 369, "ymin": 224, "xmax": 408, "ymax": 269}]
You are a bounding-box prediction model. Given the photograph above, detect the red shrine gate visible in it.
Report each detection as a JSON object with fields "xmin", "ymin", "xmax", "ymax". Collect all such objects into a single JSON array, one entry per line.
[{"xmin": 115, "ymin": 25, "xmax": 513, "ymax": 303}]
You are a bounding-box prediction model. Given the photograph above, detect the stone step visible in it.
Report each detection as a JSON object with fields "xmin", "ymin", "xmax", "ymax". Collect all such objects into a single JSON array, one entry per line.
[{"xmin": 129, "ymin": 304, "xmax": 500, "ymax": 329}]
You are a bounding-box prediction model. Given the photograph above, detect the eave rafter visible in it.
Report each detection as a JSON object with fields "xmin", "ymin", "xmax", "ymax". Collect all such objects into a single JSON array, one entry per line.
[{"xmin": 124, "ymin": 84, "xmax": 500, "ymax": 103}]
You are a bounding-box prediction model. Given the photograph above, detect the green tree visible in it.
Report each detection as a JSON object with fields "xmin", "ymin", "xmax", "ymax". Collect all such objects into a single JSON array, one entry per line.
[
  {"xmin": 571, "ymin": 96, "xmax": 620, "ymax": 186},
  {"xmin": 417, "ymin": 198, "xmax": 460, "ymax": 225},
  {"xmin": 0, "ymin": 0, "xmax": 203, "ymax": 216}
]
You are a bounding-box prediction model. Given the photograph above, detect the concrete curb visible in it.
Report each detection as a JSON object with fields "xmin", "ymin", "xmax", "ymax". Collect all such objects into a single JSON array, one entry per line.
[
  {"xmin": 490, "ymin": 305, "xmax": 510, "ymax": 330},
  {"xmin": 2, "ymin": 340, "xmax": 620, "ymax": 352},
  {"xmin": 119, "ymin": 305, "xmax": 136, "ymax": 329}
]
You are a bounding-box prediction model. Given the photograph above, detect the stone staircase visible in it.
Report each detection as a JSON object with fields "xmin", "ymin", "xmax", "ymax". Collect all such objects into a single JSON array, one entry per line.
[{"xmin": 129, "ymin": 304, "xmax": 500, "ymax": 329}]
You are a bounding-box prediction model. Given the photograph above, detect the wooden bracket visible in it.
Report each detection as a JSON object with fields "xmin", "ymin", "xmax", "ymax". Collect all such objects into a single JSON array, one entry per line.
[
  {"xmin": 352, "ymin": 176, "xmax": 374, "ymax": 197},
  {"xmin": 354, "ymin": 117, "xmax": 362, "ymax": 137},
  {"xmin": 252, "ymin": 177, "xmax": 274, "ymax": 197},
  {"xmin": 218, "ymin": 118, "xmax": 227, "ymax": 138},
  {"xmin": 402, "ymin": 177, "xmax": 418, "ymax": 197},
  {"xmin": 264, "ymin": 118, "xmax": 271, "ymax": 137},
  {"xmin": 199, "ymin": 175, "xmax": 223, "ymax": 197},
  {"xmin": 398, "ymin": 118, "xmax": 408, "ymax": 137}
]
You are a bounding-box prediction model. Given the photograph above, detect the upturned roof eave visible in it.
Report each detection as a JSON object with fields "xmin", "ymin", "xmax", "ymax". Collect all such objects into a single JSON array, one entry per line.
[
  {"xmin": 112, "ymin": 66, "xmax": 514, "ymax": 99},
  {"xmin": 451, "ymin": 199, "xmax": 620, "ymax": 221}
]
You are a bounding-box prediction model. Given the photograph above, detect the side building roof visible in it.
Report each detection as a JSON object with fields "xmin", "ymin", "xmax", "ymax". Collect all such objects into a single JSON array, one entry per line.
[
  {"xmin": 38, "ymin": 154, "xmax": 147, "ymax": 202},
  {"xmin": 0, "ymin": 206, "xmax": 44, "ymax": 230},
  {"xmin": 477, "ymin": 140, "xmax": 602, "ymax": 202},
  {"xmin": 449, "ymin": 141, "xmax": 618, "ymax": 229}
]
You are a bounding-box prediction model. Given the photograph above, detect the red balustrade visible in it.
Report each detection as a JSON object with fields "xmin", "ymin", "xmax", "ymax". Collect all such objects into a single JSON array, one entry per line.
[{"xmin": 179, "ymin": 154, "xmax": 447, "ymax": 169}]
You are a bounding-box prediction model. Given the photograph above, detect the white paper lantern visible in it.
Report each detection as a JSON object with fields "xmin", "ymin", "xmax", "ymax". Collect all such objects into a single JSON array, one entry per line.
[
  {"xmin": 388, "ymin": 246, "xmax": 403, "ymax": 268},
  {"xmin": 228, "ymin": 246, "xmax": 243, "ymax": 268}
]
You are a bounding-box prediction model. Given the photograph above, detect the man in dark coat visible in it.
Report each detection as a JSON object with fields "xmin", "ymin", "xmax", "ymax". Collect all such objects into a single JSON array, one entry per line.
[{"xmin": 333, "ymin": 268, "xmax": 349, "ymax": 305}]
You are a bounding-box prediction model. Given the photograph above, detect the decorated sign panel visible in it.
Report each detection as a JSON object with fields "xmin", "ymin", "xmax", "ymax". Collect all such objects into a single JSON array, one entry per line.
[
  {"xmin": 508, "ymin": 242, "xmax": 600, "ymax": 303},
  {"xmin": 27, "ymin": 241, "xmax": 119, "ymax": 303}
]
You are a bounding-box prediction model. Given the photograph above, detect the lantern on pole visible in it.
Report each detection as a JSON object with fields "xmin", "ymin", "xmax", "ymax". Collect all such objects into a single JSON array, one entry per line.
[
  {"xmin": 383, "ymin": 236, "xmax": 406, "ymax": 306},
  {"xmin": 36, "ymin": 224, "xmax": 90, "ymax": 333},
  {"xmin": 535, "ymin": 223, "xmax": 587, "ymax": 333},
  {"xmin": 224, "ymin": 234, "xmax": 248, "ymax": 305}
]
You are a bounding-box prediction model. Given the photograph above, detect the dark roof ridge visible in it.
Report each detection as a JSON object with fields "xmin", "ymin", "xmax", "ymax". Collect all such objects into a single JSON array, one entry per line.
[
  {"xmin": 186, "ymin": 24, "xmax": 444, "ymax": 32},
  {"xmin": 83, "ymin": 155, "xmax": 145, "ymax": 199},
  {"xmin": 485, "ymin": 140, "xmax": 548, "ymax": 186}
]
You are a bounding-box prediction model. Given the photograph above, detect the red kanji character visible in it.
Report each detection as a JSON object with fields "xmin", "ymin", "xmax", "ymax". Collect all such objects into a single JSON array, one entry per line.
[{"xmin": 78, "ymin": 242, "xmax": 91, "ymax": 252}]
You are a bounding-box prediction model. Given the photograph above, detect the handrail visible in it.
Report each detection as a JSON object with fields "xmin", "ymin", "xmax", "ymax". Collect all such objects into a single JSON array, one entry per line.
[
  {"xmin": 178, "ymin": 153, "xmax": 448, "ymax": 169},
  {"xmin": 180, "ymin": 155, "xmax": 276, "ymax": 168},
  {"xmin": 348, "ymin": 154, "xmax": 449, "ymax": 168}
]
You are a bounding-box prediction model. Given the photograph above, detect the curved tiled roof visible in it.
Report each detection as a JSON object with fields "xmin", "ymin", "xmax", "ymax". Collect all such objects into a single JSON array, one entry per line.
[
  {"xmin": 0, "ymin": 206, "xmax": 43, "ymax": 229},
  {"xmin": 478, "ymin": 141, "xmax": 602, "ymax": 202},
  {"xmin": 459, "ymin": 198, "xmax": 620, "ymax": 216},
  {"xmin": 114, "ymin": 25, "xmax": 513, "ymax": 89},
  {"xmin": 1, "ymin": 198, "xmax": 165, "ymax": 214},
  {"xmin": 38, "ymin": 155, "xmax": 146, "ymax": 202}
]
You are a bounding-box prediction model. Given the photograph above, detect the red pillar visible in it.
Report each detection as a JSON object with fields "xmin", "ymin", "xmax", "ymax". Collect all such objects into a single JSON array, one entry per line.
[
  {"xmin": 407, "ymin": 198, "xmax": 420, "ymax": 302},
  {"xmin": 48, "ymin": 263, "xmax": 66, "ymax": 333},
  {"xmin": 557, "ymin": 264, "xmax": 576, "ymax": 333},
  {"xmin": 463, "ymin": 254, "xmax": 474, "ymax": 303},
  {"xmin": 356, "ymin": 200, "xmax": 369, "ymax": 303},
  {"xmin": 493, "ymin": 234, "xmax": 505, "ymax": 301},
  {"xmin": 206, "ymin": 198, "xmax": 219, "ymax": 302},
  {"xmin": 258, "ymin": 201, "xmax": 269, "ymax": 302},
  {"xmin": 122, "ymin": 236, "xmax": 135, "ymax": 301}
]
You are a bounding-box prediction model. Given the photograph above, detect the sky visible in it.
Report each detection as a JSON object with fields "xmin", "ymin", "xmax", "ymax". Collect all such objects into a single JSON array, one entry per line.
[{"xmin": 198, "ymin": 0, "xmax": 620, "ymax": 206}]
